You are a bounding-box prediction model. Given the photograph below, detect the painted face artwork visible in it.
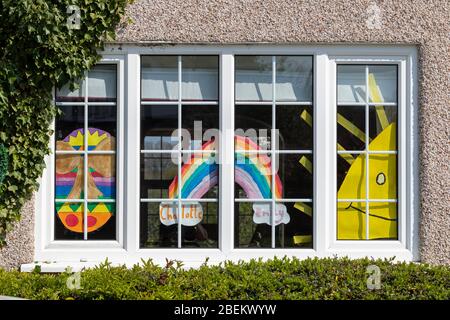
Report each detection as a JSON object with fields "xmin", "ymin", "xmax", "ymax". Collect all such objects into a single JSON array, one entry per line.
[
  {"xmin": 335, "ymin": 69, "xmax": 398, "ymax": 240},
  {"xmin": 55, "ymin": 128, "xmax": 115, "ymax": 233},
  {"xmin": 293, "ymin": 69, "xmax": 397, "ymax": 240},
  {"xmin": 337, "ymin": 123, "xmax": 397, "ymax": 239}
]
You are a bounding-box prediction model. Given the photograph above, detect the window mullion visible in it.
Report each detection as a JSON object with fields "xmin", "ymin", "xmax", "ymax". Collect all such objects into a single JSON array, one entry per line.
[
  {"xmin": 219, "ymin": 53, "xmax": 235, "ymax": 254},
  {"xmin": 271, "ymin": 56, "xmax": 276, "ymax": 249},
  {"xmin": 126, "ymin": 53, "xmax": 141, "ymax": 254},
  {"xmin": 177, "ymin": 55, "xmax": 182, "ymax": 249},
  {"xmin": 365, "ymin": 65, "xmax": 370, "ymax": 240},
  {"xmin": 84, "ymin": 72, "xmax": 89, "ymax": 241},
  {"xmin": 315, "ymin": 53, "xmax": 331, "ymax": 254}
]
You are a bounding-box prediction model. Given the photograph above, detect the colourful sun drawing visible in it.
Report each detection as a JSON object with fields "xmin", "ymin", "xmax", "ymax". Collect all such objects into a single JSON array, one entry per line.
[
  {"xmin": 295, "ymin": 72, "xmax": 397, "ymax": 241},
  {"xmin": 55, "ymin": 128, "xmax": 115, "ymax": 233}
]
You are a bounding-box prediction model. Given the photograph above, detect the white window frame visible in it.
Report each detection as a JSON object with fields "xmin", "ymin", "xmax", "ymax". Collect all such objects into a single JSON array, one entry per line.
[{"xmin": 31, "ymin": 45, "xmax": 419, "ymax": 271}]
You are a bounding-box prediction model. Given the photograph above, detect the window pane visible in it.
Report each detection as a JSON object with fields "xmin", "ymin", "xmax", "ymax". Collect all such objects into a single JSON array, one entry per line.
[
  {"xmin": 141, "ymin": 105, "xmax": 178, "ymax": 150},
  {"xmin": 234, "ymin": 201, "xmax": 271, "ymax": 248},
  {"xmin": 369, "ymin": 106, "xmax": 397, "ymax": 151},
  {"xmin": 140, "ymin": 201, "xmax": 178, "ymax": 248},
  {"xmin": 337, "ymin": 65, "xmax": 366, "ymax": 103},
  {"xmin": 368, "ymin": 202, "xmax": 397, "ymax": 239},
  {"xmin": 276, "ymin": 105, "xmax": 313, "ymax": 150},
  {"xmin": 276, "ymin": 56, "xmax": 313, "ymax": 102},
  {"xmin": 275, "ymin": 202, "xmax": 313, "ymax": 248},
  {"xmin": 141, "ymin": 56, "xmax": 178, "ymax": 101},
  {"xmin": 337, "ymin": 202, "xmax": 397, "ymax": 240},
  {"xmin": 55, "ymin": 202, "xmax": 84, "ymax": 240},
  {"xmin": 337, "ymin": 201, "xmax": 366, "ymax": 240},
  {"xmin": 54, "ymin": 63, "xmax": 117, "ymax": 242},
  {"xmin": 235, "ymin": 105, "xmax": 272, "ymax": 151},
  {"xmin": 55, "ymin": 154, "xmax": 84, "ymax": 200},
  {"xmin": 182, "ymin": 105, "xmax": 219, "ymax": 150},
  {"xmin": 337, "ymin": 154, "xmax": 366, "ymax": 200},
  {"xmin": 182, "ymin": 201, "xmax": 218, "ymax": 248},
  {"xmin": 87, "ymin": 65, "xmax": 117, "ymax": 102},
  {"xmin": 140, "ymin": 153, "xmax": 178, "ymax": 199},
  {"xmin": 86, "ymin": 202, "xmax": 116, "ymax": 240},
  {"xmin": 337, "ymin": 64, "xmax": 398, "ymax": 241},
  {"xmin": 88, "ymin": 106, "xmax": 117, "ymax": 150},
  {"xmin": 276, "ymin": 154, "xmax": 313, "ymax": 199},
  {"xmin": 368, "ymin": 65, "xmax": 397, "ymax": 103},
  {"xmin": 235, "ymin": 56, "xmax": 272, "ymax": 101},
  {"xmin": 337, "ymin": 105, "xmax": 366, "ymax": 151},
  {"xmin": 182, "ymin": 56, "xmax": 218, "ymax": 101},
  {"xmin": 56, "ymin": 78, "xmax": 85, "ymax": 102},
  {"xmin": 55, "ymin": 106, "xmax": 84, "ymax": 150}
]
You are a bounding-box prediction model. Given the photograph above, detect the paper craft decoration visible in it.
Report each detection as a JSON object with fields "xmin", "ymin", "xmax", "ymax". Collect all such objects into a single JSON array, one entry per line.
[
  {"xmin": 337, "ymin": 123, "xmax": 397, "ymax": 239},
  {"xmin": 252, "ymin": 203, "xmax": 290, "ymax": 226},
  {"xmin": 159, "ymin": 201, "xmax": 203, "ymax": 226},
  {"xmin": 295, "ymin": 71, "xmax": 397, "ymax": 240},
  {"xmin": 164, "ymin": 136, "xmax": 288, "ymax": 226},
  {"xmin": 55, "ymin": 128, "xmax": 115, "ymax": 233}
]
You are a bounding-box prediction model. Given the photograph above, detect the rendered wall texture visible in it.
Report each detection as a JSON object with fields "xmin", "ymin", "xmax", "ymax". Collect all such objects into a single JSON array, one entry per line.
[
  {"xmin": 0, "ymin": 197, "xmax": 34, "ymax": 270},
  {"xmin": 1, "ymin": 0, "xmax": 448, "ymax": 269}
]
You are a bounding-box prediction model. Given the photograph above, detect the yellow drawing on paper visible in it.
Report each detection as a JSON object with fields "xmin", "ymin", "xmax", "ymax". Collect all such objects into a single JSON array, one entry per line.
[
  {"xmin": 337, "ymin": 122, "xmax": 397, "ymax": 240},
  {"xmin": 296, "ymin": 71, "xmax": 397, "ymax": 240}
]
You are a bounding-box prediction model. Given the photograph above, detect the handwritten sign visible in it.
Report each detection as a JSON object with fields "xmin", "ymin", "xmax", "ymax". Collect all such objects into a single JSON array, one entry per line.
[
  {"xmin": 252, "ymin": 203, "xmax": 290, "ymax": 226},
  {"xmin": 159, "ymin": 202, "xmax": 203, "ymax": 226}
]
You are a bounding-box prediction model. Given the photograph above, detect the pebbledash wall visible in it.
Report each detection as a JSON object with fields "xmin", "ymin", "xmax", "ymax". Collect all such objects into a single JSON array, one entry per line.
[{"xmin": 0, "ymin": 0, "xmax": 449, "ymax": 269}]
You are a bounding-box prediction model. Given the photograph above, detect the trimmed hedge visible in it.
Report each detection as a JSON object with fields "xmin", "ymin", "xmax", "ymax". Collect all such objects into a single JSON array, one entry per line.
[{"xmin": 0, "ymin": 257, "xmax": 448, "ymax": 300}]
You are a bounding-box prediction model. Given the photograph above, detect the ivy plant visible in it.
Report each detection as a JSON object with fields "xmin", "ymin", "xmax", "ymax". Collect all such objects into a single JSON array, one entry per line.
[
  {"xmin": 0, "ymin": 0, "xmax": 130, "ymax": 245},
  {"xmin": 0, "ymin": 144, "xmax": 8, "ymax": 185}
]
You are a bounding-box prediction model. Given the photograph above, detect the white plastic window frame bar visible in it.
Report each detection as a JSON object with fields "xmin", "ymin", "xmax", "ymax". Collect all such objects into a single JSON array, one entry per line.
[{"xmin": 328, "ymin": 55, "xmax": 411, "ymax": 253}]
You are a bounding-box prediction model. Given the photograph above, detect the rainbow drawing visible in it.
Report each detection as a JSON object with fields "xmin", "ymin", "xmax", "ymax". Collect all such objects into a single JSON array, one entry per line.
[
  {"xmin": 169, "ymin": 140, "xmax": 218, "ymax": 199},
  {"xmin": 168, "ymin": 136, "xmax": 283, "ymax": 199}
]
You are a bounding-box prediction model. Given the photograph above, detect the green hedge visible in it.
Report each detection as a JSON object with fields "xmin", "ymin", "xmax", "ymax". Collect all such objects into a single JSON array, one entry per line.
[{"xmin": 0, "ymin": 257, "xmax": 448, "ymax": 300}]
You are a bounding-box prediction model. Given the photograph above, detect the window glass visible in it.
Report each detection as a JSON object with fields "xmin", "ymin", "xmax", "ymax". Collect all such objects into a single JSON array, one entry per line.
[
  {"xmin": 234, "ymin": 55, "xmax": 314, "ymax": 249},
  {"xmin": 235, "ymin": 56, "xmax": 272, "ymax": 101},
  {"xmin": 142, "ymin": 56, "xmax": 178, "ymax": 101},
  {"xmin": 140, "ymin": 55, "xmax": 219, "ymax": 248},
  {"xmin": 182, "ymin": 56, "xmax": 219, "ymax": 101},
  {"xmin": 54, "ymin": 64, "xmax": 117, "ymax": 240},
  {"xmin": 88, "ymin": 65, "xmax": 117, "ymax": 102},
  {"xmin": 368, "ymin": 66, "xmax": 397, "ymax": 103},
  {"xmin": 276, "ymin": 56, "xmax": 313, "ymax": 102},
  {"xmin": 337, "ymin": 65, "xmax": 366, "ymax": 103},
  {"xmin": 337, "ymin": 64, "xmax": 398, "ymax": 240},
  {"xmin": 56, "ymin": 78, "xmax": 85, "ymax": 102}
]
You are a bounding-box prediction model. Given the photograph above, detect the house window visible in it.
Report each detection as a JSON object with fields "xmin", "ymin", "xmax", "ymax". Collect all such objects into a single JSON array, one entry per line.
[
  {"xmin": 336, "ymin": 65, "xmax": 398, "ymax": 240},
  {"xmin": 139, "ymin": 55, "xmax": 220, "ymax": 248},
  {"xmin": 40, "ymin": 47, "xmax": 417, "ymax": 264},
  {"xmin": 54, "ymin": 64, "xmax": 118, "ymax": 240}
]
